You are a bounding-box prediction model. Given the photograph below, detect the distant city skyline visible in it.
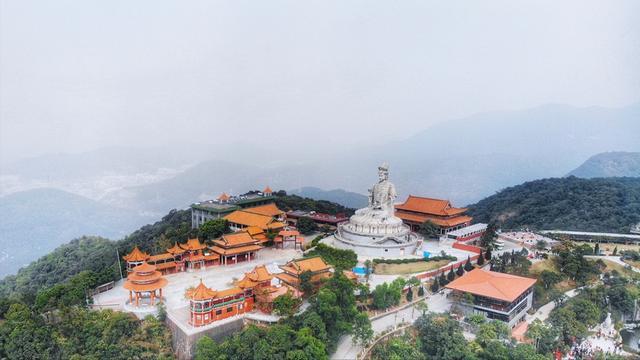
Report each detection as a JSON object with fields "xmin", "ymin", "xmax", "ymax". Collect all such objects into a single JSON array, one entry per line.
[{"xmin": 1, "ymin": 0, "xmax": 639, "ymax": 164}]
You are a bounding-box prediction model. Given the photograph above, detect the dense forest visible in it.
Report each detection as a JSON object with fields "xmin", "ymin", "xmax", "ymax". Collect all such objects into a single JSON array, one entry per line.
[{"xmin": 467, "ymin": 177, "xmax": 640, "ymax": 233}]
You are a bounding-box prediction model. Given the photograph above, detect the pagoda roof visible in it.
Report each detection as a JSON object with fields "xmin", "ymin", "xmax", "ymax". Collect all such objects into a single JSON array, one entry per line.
[
  {"xmin": 167, "ymin": 242, "xmax": 186, "ymax": 255},
  {"xmin": 235, "ymin": 276, "xmax": 260, "ymax": 289},
  {"xmin": 263, "ymin": 186, "xmax": 273, "ymax": 194},
  {"xmin": 131, "ymin": 261, "xmax": 157, "ymax": 274},
  {"xmin": 245, "ymin": 226, "xmax": 265, "ymax": 236},
  {"xmin": 280, "ymin": 257, "xmax": 332, "ymax": 275},
  {"xmin": 395, "ymin": 212, "xmax": 472, "ymax": 227},
  {"xmin": 180, "ymin": 238, "xmax": 206, "ymax": 251},
  {"xmin": 445, "ymin": 268, "xmax": 536, "ymax": 302},
  {"xmin": 124, "ymin": 277, "xmax": 168, "ymax": 292},
  {"xmin": 210, "ymin": 244, "xmax": 262, "ymax": 256},
  {"xmin": 213, "ymin": 232, "xmax": 257, "ymax": 247},
  {"xmin": 127, "ymin": 270, "xmax": 163, "ymax": 283},
  {"xmin": 186, "ymin": 280, "xmax": 218, "ymax": 301},
  {"xmin": 217, "ymin": 192, "xmax": 231, "ymax": 202},
  {"xmin": 243, "ymin": 203, "xmax": 284, "ymax": 217},
  {"xmin": 123, "ymin": 246, "xmax": 149, "ymax": 262},
  {"xmin": 148, "ymin": 253, "xmax": 174, "ymax": 262},
  {"xmin": 395, "ymin": 195, "xmax": 468, "ymax": 216},
  {"xmin": 225, "ymin": 210, "xmax": 285, "ymax": 230},
  {"xmin": 246, "ymin": 265, "xmax": 273, "ymax": 282}
]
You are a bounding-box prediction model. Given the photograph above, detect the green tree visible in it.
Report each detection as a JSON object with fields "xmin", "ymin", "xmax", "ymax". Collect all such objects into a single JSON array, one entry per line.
[
  {"xmin": 613, "ymin": 246, "xmax": 618, "ymax": 256},
  {"xmin": 477, "ymin": 251, "xmax": 485, "ymax": 266},
  {"xmin": 195, "ymin": 336, "xmax": 222, "ymax": 360},
  {"xmin": 539, "ymin": 270, "xmax": 562, "ymax": 290},
  {"xmin": 415, "ymin": 313, "xmax": 474, "ymax": 360},
  {"xmin": 406, "ymin": 288, "xmax": 414, "ymax": 302},
  {"xmin": 371, "ymin": 336, "xmax": 425, "ymax": 360},
  {"xmin": 299, "ymin": 271, "xmax": 315, "ymax": 295},
  {"xmin": 594, "ymin": 242, "xmax": 600, "ymax": 255},
  {"xmin": 447, "ymin": 267, "xmax": 456, "ymax": 282},
  {"xmin": 419, "ymin": 221, "xmax": 439, "ymax": 239},
  {"xmin": 525, "ymin": 319, "xmax": 558, "ymax": 354},
  {"xmin": 297, "ymin": 217, "xmax": 318, "ymax": 235},
  {"xmin": 0, "ymin": 303, "xmax": 59, "ymax": 360},
  {"xmin": 273, "ymin": 293, "xmax": 302, "ymax": 317},
  {"xmin": 198, "ymin": 218, "xmax": 229, "ymax": 240},
  {"xmin": 418, "ymin": 285, "xmax": 425, "ymax": 297},
  {"xmin": 352, "ymin": 312, "xmax": 373, "ymax": 346},
  {"xmin": 294, "ymin": 327, "xmax": 327, "ymax": 360},
  {"xmin": 464, "ymin": 256, "xmax": 473, "ymax": 271},
  {"xmin": 479, "ymin": 223, "xmax": 497, "ymax": 249},
  {"xmin": 456, "ymin": 265, "xmax": 465, "ymax": 277}
]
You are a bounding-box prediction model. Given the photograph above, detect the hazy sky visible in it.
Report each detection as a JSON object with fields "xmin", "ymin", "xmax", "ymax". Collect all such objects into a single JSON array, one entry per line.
[{"xmin": 1, "ymin": 0, "xmax": 639, "ymax": 164}]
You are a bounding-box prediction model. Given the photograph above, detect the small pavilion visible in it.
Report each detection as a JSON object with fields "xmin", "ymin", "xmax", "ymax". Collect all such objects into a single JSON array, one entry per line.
[
  {"xmin": 274, "ymin": 229, "xmax": 304, "ymax": 249},
  {"xmin": 210, "ymin": 232, "xmax": 262, "ymax": 265},
  {"xmin": 123, "ymin": 246, "xmax": 150, "ymax": 272},
  {"xmin": 123, "ymin": 262, "xmax": 168, "ymax": 307},
  {"xmin": 235, "ymin": 265, "xmax": 302, "ymax": 313}
]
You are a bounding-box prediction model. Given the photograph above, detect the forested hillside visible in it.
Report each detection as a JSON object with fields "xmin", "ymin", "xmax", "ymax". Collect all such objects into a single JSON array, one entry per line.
[
  {"xmin": 467, "ymin": 177, "xmax": 640, "ymax": 233},
  {"xmin": 568, "ymin": 151, "xmax": 640, "ymax": 178}
]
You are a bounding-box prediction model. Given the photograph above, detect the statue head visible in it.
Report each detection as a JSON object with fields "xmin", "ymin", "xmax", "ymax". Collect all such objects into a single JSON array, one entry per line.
[{"xmin": 378, "ymin": 162, "xmax": 389, "ymax": 182}]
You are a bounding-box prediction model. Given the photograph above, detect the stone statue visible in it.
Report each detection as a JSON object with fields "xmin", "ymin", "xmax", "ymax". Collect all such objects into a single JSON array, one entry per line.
[{"xmin": 368, "ymin": 162, "xmax": 397, "ymax": 216}]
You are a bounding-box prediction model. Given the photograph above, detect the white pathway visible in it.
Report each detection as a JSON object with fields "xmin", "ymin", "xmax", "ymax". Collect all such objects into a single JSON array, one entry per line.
[{"xmin": 331, "ymin": 291, "xmax": 452, "ymax": 360}]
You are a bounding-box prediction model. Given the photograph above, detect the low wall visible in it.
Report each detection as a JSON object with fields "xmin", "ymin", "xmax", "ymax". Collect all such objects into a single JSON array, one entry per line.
[
  {"xmin": 452, "ymin": 242, "xmax": 482, "ymax": 254},
  {"xmin": 166, "ymin": 313, "xmax": 245, "ymax": 360}
]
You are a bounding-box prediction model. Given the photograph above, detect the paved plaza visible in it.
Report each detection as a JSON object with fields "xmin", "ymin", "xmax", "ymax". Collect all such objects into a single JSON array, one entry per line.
[{"xmin": 93, "ymin": 248, "xmax": 301, "ymax": 316}]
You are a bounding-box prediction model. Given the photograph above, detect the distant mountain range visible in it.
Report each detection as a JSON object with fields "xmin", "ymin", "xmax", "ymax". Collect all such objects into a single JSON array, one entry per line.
[
  {"xmin": 467, "ymin": 177, "xmax": 640, "ymax": 233},
  {"xmin": 288, "ymin": 187, "xmax": 368, "ymax": 209},
  {"xmin": 567, "ymin": 152, "xmax": 640, "ymax": 178},
  {"xmin": 0, "ymin": 188, "xmax": 152, "ymax": 277}
]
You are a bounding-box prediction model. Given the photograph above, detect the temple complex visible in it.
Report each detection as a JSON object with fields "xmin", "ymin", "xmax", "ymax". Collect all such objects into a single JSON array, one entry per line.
[
  {"xmin": 329, "ymin": 162, "xmax": 422, "ymax": 258},
  {"xmin": 190, "ymin": 187, "xmax": 276, "ymax": 228},
  {"xmin": 123, "ymin": 262, "xmax": 168, "ymax": 307},
  {"xmin": 275, "ymin": 257, "xmax": 333, "ymax": 293},
  {"xmin": 185, "ymin": 280, "xmax": 254, "ymax": 327},
  {"xmin": 395, "ymin": 195, "xmax": 472, "ymax": 235},
  {"xmin": 210, "ymin": 232, "xmax": 263, "ymax": 265}
]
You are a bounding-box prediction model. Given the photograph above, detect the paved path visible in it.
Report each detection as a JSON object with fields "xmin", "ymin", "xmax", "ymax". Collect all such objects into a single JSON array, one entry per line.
[
  {"xmin": 526, "ymin": 288, "xmax": 581, "ymax": 324},
  {"xmin": 331, "ymin": 291, "xmax": 452, "ymax": 360},
  {"xmin": 586, "ymin": 255, "xmax": 640, "ymax": 273}
]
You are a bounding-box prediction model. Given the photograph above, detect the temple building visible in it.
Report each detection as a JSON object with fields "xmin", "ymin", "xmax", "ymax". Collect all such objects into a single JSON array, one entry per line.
[
  {"xmin": 445, "ymin": 268, "xmax": 536, "ymax": 328},
  {"xmin": 180, "ymin": 238, "xmax": 219, "ymax": 270},
  {"xmin": 274, "ymin": 229, "xmax": 304, "ymax": 249},
  {"xmin": 210, "ymin": 232, "xmax": 263, "ymax": 265},
  {"xmin": 185, "ymin": 280, "xmax": 254, "ymax": 327},
  {"xmin": 123, "ymin": 246, "xmax": 149, "ymax": 272},
  {"xmin": 236, "ymin": 265, "xmax": 303, "ymax": 313},
  {"xmin": 191, "ymin": 187, "xmax": 276, "ymax": 228},
  {"xmin": 123, "ymin": 262, "xmax": 168, "ymax": 307},
  {"xmin": 395, "ymin": 195, "xmax": 473, "ymax": 235},
  {"xmin": 275, "ymin": 257, "xmax": 333, "ymax": 293},
  {"xmin": 224, "ymin": 203, "xmax": 287, "ymax": 232}
]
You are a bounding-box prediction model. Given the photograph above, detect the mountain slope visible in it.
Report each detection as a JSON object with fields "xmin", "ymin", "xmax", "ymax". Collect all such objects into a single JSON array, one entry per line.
[
  {"xmin": 467, "ymin": 177, "xmax": 640, "ymax": 233},
  {"xmin": 568, "ymin": 152, "xmax": 640, "ymax": 178},
  {"xmin": 288, "ymin": 187, "xmax": 368, "ymax": 209},
  {"xmin": 0, "ymin": 188, "xmax": 152, "ymax": 278}
]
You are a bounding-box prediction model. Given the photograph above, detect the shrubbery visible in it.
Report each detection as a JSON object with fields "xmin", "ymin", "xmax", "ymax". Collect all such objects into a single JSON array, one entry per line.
[{"xmin": 372, "ymin": 254, "xmax": 456, "ymax": 265}]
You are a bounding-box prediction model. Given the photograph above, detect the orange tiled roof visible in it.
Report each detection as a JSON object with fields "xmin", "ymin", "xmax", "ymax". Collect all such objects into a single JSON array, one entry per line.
[
  {"xmin": 123, "ymin": 246, "xmax": 149, "ymax": 262},
  {"xmin": 342, "ymin": 270, "xmax": 358, "ymax": 281},
  {"xmin": 213, "ymin": 232, "xmax": 257, "ymax": 247},
  {"xmin": 210, "ymin": 244, "xmax": 263, "ymax": 256},
  {"xmin": 216, "ymin": 287, "xmax": 244, "ymax": 298},
  {"xmin": 263, "ymin": 186, "xmax": 273, "ymax": 194},
  {"xmin": 180, "ymin": 238, "xmax": 206, "ymax": 251},
  {"xmin": 243, "ymin": 203, "xmax": 284, "ymax": 217},
  {"xmin": 280, "ymin": 257, "xmax": 332, "ymax": 275},
  {"xmin": 245, "ymin": 226, "xmax": 265, "ymax": 236},
  {"xmin": 445, "ymin": 268, "xmax": 536, "ymax": 302},
  {"xmin": 148, "ymin": 253, "xmax": 174, "ymax": 262},
  {"xmin": 155, "ymin": 262, "xmax": 177, "ymax": 270},
  {"xmin": 224, "ymin": 210, "xmax": 287, "ymax": 230},
  {"xmin": 124, "ymin": 277, "xmax": 168, "ymax": 292},
  {"xmin": 236, "ymin": 277, "xmax": 260, "ymax": 289},
  {"xmin": 246, "ymin": 265, "xmax": 273, "ymax": 282},
  {"xmin": 279, "ymin": 230, "xmax": 300, "ymax": 237},
  {"xmin": 275, "ymin": 272, "xmax": 300, "ymax": 286},
  {"xmin": 167, "ymin": 242, "xmax": 186, "ymax": 255},
  {"xmin": 131, "ymin": 261, "xmax": 156, "ymax": 274},
  {"xmin": 218, "ymin": 192, "xmax": 231, "ymax": 202},
  {"xmin": 395, "ymin": 212, "xmax": 472, "ymax": 227},
  {"xmin": 127, "ymin": 270, "xmax": 163, "ymax": 282},
  {"xmin": 395, "ymin": 195, "xmax": 468, "ymax": 216},
  {"xmin": 186, "ymin": 280, "xmax": 218, "ymax": 301}
]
